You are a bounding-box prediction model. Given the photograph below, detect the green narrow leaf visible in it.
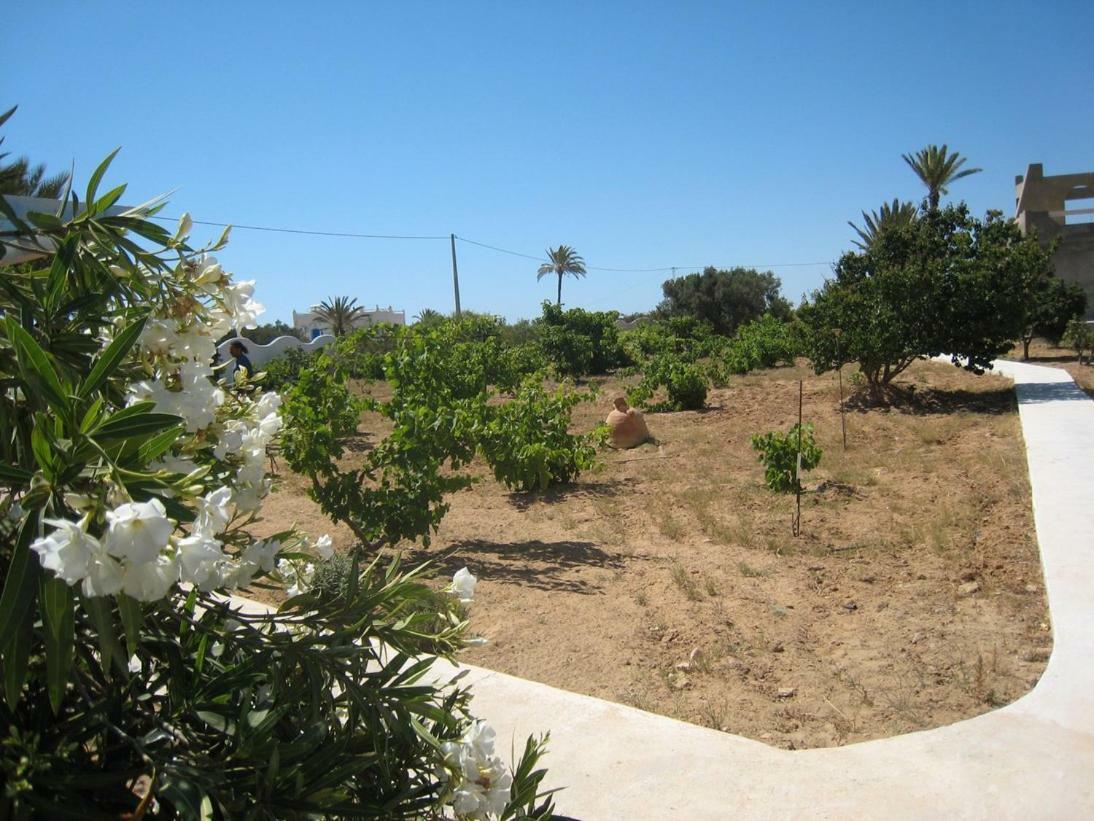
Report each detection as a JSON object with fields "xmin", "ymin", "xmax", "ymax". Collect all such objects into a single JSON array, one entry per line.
[
  {"xmin": 90, "ymin": 183, "xmax": 127, "ymax": 216},
  {"xmin": 0, "ymin": 512, "xmax": 40, "ymax": 708},
  {"xmin": 40, "ymin": 575, "xmax": 75, "ymax": 713},
  {"xmin": 85, "ymin": 147, "xmax": 121, "ymax": 205},
  {"xmin": 95, "ymin": 411, "xmax": 184, "ymax": 442},
  {"xmin": 117, "ymin": 594, "xmax": 143, "ymax": 657},
  {"xmin": 30, "ymin": 423, "xmax": 54, "ymax": 474},
  {"xmin": 5, "ymin": 316, "xmax": 69, "ymax": 416},
  {"xmin": 0, "ymin": 463, "xmax": 32, "ymax": 484},
  {"xmin": 137, "ymin": 424, "xmax": 185, "ymax": 464},
  {"xmin": 79, "ymin": 315, "xmax": 147, "ymax": 399},
  {"xmin": 79, "ymin": 396, "xmax": 104, "ymax": 433},
  {"xmin": 82, "ymin": 596, "xmax": 124, "ymax": 679}
]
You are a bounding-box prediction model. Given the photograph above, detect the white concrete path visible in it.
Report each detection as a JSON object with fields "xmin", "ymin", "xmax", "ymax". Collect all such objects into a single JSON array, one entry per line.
[
  {"xmin": 438, "ymin": 360, "xmax": 1094, "ymax": 819},
  {"xmin": 235, "ymin": 360, "xmax": 1094, "ymax": 819}
]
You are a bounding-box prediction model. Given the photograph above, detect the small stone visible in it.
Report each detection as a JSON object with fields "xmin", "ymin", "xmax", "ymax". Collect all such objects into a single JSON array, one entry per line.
[
  {"xmin": 689, "ymin": 647, "xmax": 704, "ymax": 665},
  {"xmin": 660, "ymin": 629, "xmax": 679, "ymax": 644},
  {"xmin": 674, "ymin": 661, "xmax": 691, "ymax": 672},
  {"xmin": 776, "ymin": 687, "xmax": 797, "ymax": 699},
  {"xmin": 770, "ymin": 642, "xmax": 785, "ymax": 653},
  {"xmin": 877, "ymin": 601, "xmax": 889, "ymax": 611},
  {"xmin": 1024, "ymin": 584, "xmax": 1039, "ymax": 594},
  {"xmin": 843, "ymin": 601, "xmax": 858, "ymax": 612},
  {"xmin": 910, "ymin": 632, "xmax": 924, "ymax": 645},
  {"xmin": 958, "ymin": 581, "xmax": 981, "ymax": 596}
]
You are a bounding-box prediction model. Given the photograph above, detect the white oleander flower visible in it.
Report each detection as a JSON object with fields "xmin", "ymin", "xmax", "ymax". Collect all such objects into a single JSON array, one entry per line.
[
  {"xmin": 122, "ymin": 554, "xmax": 178, "ymax": 601},
  {"xmin": 30, "ymin": 518, "xmax": 97, "ymax": 586},
  {"xmin": 139, "ymin": 319, "xmax": 180, "ymax": 357},
  {"xmin": 313, "ymin": 534, "xmax": 334, "ymax": 560},
  {"xmin": 173, "ymin": 212, "xmax": 193, "ymax": 244},
  {"xmin": 81, "ymin": 548, "xmax": 125, "ymax": 598},
  {"xmin": 104, "ymin": 498, "xmax": 173, "ymax": 564},
  {"xmin": 176, "ymin": 532, "xmax": 227, "ymax": 589},
  {"xmin": 452, "ymin": 567, "xmax": 477, "ymax": 603},
  {"xmin": 241, "ymin": 539, "xmax": 281, "ymax": 574},
  {"xmin": 193, "ymin": 486, "xmax": 233, "ymax": 537},
  {"xmin": 441, "ymin": 721, "xmax": 512, "ymax": 820}
]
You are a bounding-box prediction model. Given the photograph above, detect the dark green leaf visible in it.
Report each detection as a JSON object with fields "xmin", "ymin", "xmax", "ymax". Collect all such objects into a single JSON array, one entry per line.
[
  {"xmin": 40, "ymin": 574, "xmax": 75, "ymax": 713},
  {"xmin": 79, "ymin": 315, "xmax": 147, "ymax": 398},
  {"xmin": 85, "ymin": 147, "xmax": 121, "ymax": 205}
]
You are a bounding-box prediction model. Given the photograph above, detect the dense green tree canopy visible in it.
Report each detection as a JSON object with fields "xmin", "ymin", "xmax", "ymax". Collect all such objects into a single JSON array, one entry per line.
[
  {"xmin": 657, "ymin": 266, "xmax": 792, "ymax": 336},
  {"xmin": 800, "ymin": 204, "xmax": 1050, "ymax": 398}
]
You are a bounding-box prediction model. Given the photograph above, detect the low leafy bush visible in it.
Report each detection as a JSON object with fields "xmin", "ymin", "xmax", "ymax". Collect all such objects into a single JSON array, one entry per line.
[
  {"xmin": 627, "ymin": 353, "xmax": 709, "ymax": 411},
  {"xmin": 750, "ymin": 424, "xmax": 822, "ymax": 492},
  {"xmin": 480, "ymin": 379, "xmax": 600, "ymax": 492},
  {"xmin": 1063, "ymin": 318, "xmax": 1094, "ymax": 365},
  {"xmin": 535, "ymin": 301, "xmax": 629, "ymax": 376},
  {"xmin": 261, "ymin": 345, "xmax": 317, "ymax": 391},
  {"xmin": 720, "ymin": 314, "xmax": 798, "ymax": 375}
]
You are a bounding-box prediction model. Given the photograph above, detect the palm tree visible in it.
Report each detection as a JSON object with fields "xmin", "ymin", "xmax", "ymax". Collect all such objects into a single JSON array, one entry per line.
[
  {"xmin": 848, "ymin": 199, "xmax": 919, "ymax": 249},
  {"xmin": 314, "ymin": 296, "xmax": 366, "ymax": 336},
  {"xmin": 901, "ymin": 144, "xmax": 981, "ymax": 210},
  {"xmin": 0, "ymin": 106, "xmax": 71, "ymax": 198},
  {"xmin": 536, "ymin": 245, "xmax": 587, "ymax": 306}
]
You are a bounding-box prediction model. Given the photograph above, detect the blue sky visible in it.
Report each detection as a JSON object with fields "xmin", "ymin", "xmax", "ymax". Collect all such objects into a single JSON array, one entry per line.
[{"xmin": 5, "ymin": 2, "xmax": 1092, "ymax": 324}]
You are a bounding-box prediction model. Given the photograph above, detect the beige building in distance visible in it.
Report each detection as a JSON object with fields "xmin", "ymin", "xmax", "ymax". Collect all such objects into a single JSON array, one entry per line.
[{"xmin": 1015, "ymin": 164, "xmax": 1094, "ymax": 317}]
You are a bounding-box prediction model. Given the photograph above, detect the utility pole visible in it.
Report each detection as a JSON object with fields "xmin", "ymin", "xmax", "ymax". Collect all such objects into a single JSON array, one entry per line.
[{"xmin": 450, "ymin": 233, "xmax": 462, "ymax": 317}]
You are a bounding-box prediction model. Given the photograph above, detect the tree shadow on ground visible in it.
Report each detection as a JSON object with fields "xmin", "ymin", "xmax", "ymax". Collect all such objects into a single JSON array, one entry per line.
[
  {"xmin": 1014, "ymin": 381, "xmax": 1094, "ymax": 405},
  {"xmin": 504, "ymin": 480, "xmax": 623, "ymax": 511},
  {"xmin": 847, "ymin": 385, "xmax": 1017, "ymax": 416},
  {"xmin": 409, "ymin": 538, "xmax": 627, "ymax": 595},
  {"xmin": 342, "ymin": 432, "xmax": 376, "ymax": 453}
]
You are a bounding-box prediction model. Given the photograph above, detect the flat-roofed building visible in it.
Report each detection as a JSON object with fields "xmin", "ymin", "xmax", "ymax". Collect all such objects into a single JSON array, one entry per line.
[
  {"xmin": 292, "ymin": 304, "xmax": 405, "ymax": 339},
  {"xmin": 1015, "ymin": 164, "xmax": 1094, "ymax": 317}
]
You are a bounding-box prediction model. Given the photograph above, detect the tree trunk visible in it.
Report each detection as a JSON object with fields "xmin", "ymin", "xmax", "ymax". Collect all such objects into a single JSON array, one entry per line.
[
  {"xmin": 928, "ymin": 190, "xmax": 940, "ymax": 211},
  {"xmin": 1022, "ymin": 336, "xmax": 1032, "ymax": 361},
  {"xmin": 557, "ymin": 273, "xmax": 562, "ymax": 306}
]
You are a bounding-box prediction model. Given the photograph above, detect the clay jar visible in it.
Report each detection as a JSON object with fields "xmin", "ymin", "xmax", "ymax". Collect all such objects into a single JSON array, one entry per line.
[{"xmin": 606, "ymin": 397, "xmax": 651, "ymax": 449}]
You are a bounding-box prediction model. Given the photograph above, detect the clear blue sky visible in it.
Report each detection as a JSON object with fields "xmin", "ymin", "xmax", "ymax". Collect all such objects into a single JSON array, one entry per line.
[{"xmin": 5, "ymin": 2, "xmax": 1092, "ymax": 324}]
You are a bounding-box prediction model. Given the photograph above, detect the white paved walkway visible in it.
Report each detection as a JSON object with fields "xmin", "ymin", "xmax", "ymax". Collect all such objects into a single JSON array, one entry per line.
[
  {"xmin": 439, "ymin": 360, "xmax": 1094, "ymax": 819},
  {"xmin": 235, "ymin": 360, "xmax": 1094, "ymax": 818}
]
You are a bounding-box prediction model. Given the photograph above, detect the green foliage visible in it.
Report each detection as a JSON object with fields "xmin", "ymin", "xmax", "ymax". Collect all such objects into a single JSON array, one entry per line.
[
  {"xmin": 718, "ymin": 314, "xmax": 799, "ymax": 376},
  {"xmin": 1062, "ymin": 319, "xmax": 1094, "ymax": 365},
  {"xmin": 1020, "ymin": 275, "xmax": 1087, "ymax": 358},
  {"xmin": 535, "ymin": 301, "xmax": 629, "ymax": 376},
  {"xmin": 261, "ymin": 345, "xmax": 316, "ymax": 391},
  {"xmin": 902, "ymin": 144, "xmax": 981, "ymax": 210},
  {"xmin": 750, "ymin": 424, "xmax": 822, "ymax": 493},
  {"xmin": 627, "ymin": 353, "xmax": 709, "ymax": 411},
  {"xmin": 620, "ymin": 316, "xmax": 718, "ymax": 364},
  {"xmin": 0, "ymin": 142, "xmax": 555, "ymax": 817},
  {"xmin": 480, "ymin": 379, "xmax": 600, "ymax": 492},
  {"xmin": 313, "ymin": 295, "xmax": 366, "ymax": 336},
  {"xmin": 800, "ymin": 205, "xmax": 1050, "ymax": 399},
  {"xmin": 657, "ymin": 266, "xmax": 792, "ymax": 336}
]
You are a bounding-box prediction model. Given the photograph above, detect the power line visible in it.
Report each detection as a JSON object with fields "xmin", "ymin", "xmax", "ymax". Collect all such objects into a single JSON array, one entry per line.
[
  {"xmin": 148, "ymin": 215, "xmax": 832, "ymax": 271},
  {"xmin": 457, "ymin": 234, "xmax": 832, "ymax": 271},
  {"xmin": 150, "ymin": 215, "xmax": 448, "ymax": 241}
]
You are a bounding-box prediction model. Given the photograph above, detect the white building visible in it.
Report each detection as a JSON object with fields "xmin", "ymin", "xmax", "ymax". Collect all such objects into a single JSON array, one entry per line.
[{"xmin": 292, "ymin": 304, "xmax": 406, "ymax": 339}]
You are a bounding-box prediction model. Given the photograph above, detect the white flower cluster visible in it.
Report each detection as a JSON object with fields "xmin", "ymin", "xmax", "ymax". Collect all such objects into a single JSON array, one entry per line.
[
  {"xmin": 30, "ymin": 492, "xmax": 284, "ymax": 602},
  {"xmin": 27, "ymin": 217, "xmax": 307, "ymax": 602},
  {"xmin": 440, "ymin": 721, "xmax": 513, "ymax": 820}
]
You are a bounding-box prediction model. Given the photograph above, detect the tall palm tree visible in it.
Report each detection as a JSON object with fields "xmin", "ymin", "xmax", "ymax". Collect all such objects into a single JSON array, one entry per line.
[
  {"xmin": 848, "ymin": 199, "xmax": 919, "ymax": 249},
  {"xmin": 314, "ymin": 296, "xmax": 366, "ymax": 336},
  {"xmin": 0, "ymin": 106, "xmax": 71, "ymax": 198},
  {"xmin": 536, "ymin": 245, "xmax": 587, "ymax": 306},
  {"xmin": 901, "ymin": 144, "xmax": 981, "ymax": 210}
]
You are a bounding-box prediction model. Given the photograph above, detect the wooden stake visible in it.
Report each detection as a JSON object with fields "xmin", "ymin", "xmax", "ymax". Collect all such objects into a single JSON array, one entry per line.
[{"xmin": 793, "ymin": 379, "xmax": 803, "ymax": 537}]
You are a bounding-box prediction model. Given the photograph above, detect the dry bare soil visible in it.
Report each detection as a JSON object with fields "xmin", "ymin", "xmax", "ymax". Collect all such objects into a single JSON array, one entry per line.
[{"xmin": 256, "ymin": 359, "xmax": 1051, "ymax": 749}]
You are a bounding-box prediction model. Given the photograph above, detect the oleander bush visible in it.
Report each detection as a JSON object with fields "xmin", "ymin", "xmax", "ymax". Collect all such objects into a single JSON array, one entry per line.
[{"xmin": 0, "ymin": 139, "xmax": 554, "ymax": 819}]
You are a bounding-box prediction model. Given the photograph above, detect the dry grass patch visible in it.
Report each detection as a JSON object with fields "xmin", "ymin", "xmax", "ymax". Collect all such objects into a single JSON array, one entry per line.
[{"xmin": 255, "ymin": 358, "xmax": 1051, "ymax": 749}]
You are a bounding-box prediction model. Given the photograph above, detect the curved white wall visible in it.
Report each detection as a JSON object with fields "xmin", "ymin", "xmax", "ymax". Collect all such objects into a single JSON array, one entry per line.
[{"xmin": 216, "ymin": 334, "xmax": 335, "ymax": 369}]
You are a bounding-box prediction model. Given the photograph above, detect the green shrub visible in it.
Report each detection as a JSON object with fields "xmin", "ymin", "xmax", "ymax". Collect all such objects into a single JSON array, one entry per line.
[
  {"xmin": 720, "ymin": 314, "xmax": 798, "ymax": 375},
  {"xmin": 480, "ymin": 379, "xmax": 599, "ymax": 492},
  {"xmin": 750, "ymin": 424, "xmax": 822, "ymax": 493},
  {"xmin": 535, "ymin": 301, "xmax": 629, "ymax": 376},
  {"xmin": 627, "ymin": 353, "xmax": 709, "ymax": 411},
  {"xmin": 1063, "ymin": 318, "xmax": 1094, "ymax": 365},
  {"xmin": 262, "ymin": 345, "xmax": 316, "ymax": 391}
]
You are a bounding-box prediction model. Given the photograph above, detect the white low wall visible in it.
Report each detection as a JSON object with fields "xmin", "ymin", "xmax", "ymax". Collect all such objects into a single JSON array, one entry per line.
[{"xmin": 216, "ymin": 334, "xmax": 335, "ymax": 369}]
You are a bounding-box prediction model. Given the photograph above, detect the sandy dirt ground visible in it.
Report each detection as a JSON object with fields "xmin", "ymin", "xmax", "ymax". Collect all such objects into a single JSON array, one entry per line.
[{"xmin": 254, "ymin": 358, "xmax": 1051, "ymax": 749}]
